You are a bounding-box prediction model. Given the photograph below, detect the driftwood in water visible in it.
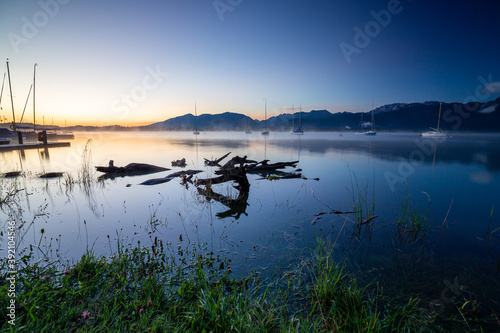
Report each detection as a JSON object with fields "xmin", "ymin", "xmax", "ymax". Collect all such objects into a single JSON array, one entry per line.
[
  {"xmin": 256, "ymin": 172, "xmax": 302, "ymax": 180},
  {"xmin": 2, "ymin": 171, "xmax": 22, "ymax": 178},
  {"xmin": 171, "ymin": 158, "xmax": 187, "ymax": 167},
  {"xmin": 96, "ymin": 161, "xmax": 169, "ymax": 176},
  {"xmin": 247, "ymin": 160, "xmax": 299, "ymax": 173},
  {"xmin": 216, "ymin": 155, "xmax": 257, "ymax": 173},
  {"xmin": 40, "ymin": 172, "xmax": 64, "ymax": 179},
  {"xmin": 196, "ymin": 154, "xmax": 300, "ymax": 219},
  {"xmin": 140, "ymin": 170, "xmax": 202, "ymax": 186},
  {"xmin": 204, "ymin": 152, "xmax": 232, "ymax": 166}
]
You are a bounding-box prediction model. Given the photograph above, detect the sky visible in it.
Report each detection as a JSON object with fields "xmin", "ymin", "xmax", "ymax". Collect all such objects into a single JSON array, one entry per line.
[{"xmin": 0, "ymin": 0, "xmax": 499, "ymax": 126}]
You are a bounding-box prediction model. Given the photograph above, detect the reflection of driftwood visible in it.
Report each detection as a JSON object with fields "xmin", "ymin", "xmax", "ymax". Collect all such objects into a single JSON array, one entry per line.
[
  {"xmin": 140, "ymin": 170, "xmax": 202, "ymax": 186},
  {"xmin": 96, "ymin": 162, "xmax": 169, "ymax": 176},
  {"xmin": 196, "ymin": 169, "xmax": 250, "ymax": 219},
  {"xmin": 171, "ymin": 158, "xmax": 187, "ymax": 167},
  {"xmin": 204, "ymin": 152, "xmax": 231, "ymax": 166},
  {"xmin": 197, "ymin": 187, "xmax": 249, "ymax": 219}
]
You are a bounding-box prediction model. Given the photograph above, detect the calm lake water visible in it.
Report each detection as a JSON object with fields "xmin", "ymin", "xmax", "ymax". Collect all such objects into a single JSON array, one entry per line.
[{"xmin": 1, "ymin": 131, "xmax": 500, "ymax": 313}]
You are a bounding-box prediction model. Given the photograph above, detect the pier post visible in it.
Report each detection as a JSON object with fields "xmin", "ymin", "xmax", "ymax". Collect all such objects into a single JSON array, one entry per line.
[
  {"xmin": 42, "ymin": 130, "xmax": 48, "ymax": 144},
  {"xmin": 17, "ymin": 132, "xmax": 24, "ymax": 144}
]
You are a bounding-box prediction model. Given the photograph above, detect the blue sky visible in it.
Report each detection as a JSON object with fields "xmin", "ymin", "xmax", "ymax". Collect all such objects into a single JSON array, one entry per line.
[{"xmin": 1, "ymin": 0, "xmax": 499, "ymax": 126}]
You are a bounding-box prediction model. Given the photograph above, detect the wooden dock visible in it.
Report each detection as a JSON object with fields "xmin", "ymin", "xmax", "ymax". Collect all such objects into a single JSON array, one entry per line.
[{"xmin": 0, "ymin": 142, "xmax": 71, "ymax": 152}]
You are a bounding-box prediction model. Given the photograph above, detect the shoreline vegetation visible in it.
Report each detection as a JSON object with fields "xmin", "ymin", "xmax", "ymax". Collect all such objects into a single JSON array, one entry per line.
[{"xmin": 1, "ymin": 236, "xmax": 497, "ymax": 332}]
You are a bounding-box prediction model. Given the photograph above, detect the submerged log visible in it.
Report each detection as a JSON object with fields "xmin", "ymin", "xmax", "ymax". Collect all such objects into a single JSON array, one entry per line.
[
  {"xmin": 140, "ymin": 170, "xmax": 203, "ymax": 186},
  {"xmin": 95, "ymin": 161, "xmax": 170, "ymax": 176},
  {"xmin": 247, "ymin": 160, "xmax": 299, "ymax": 173},
  {"xmin": 3, "ymin": 171, "xmax": 22, "ymax": 178},
  {"xmin": 40, "ymin": 172, "xmax": 64, "ymax": 178},
  {"xmin": 256, "ymin": 172, "xmax": 303, "ymax": 180}
]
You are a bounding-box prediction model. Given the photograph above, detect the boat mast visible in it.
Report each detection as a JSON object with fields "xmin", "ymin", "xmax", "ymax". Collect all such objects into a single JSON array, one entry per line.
[
  {"xmin": 33, "ymin": 63, "xmax": 37, "ymax": 131},
  {"xmin": 437, "ymin": 102, "xmax": 442, "ymax": 131},
  {"xmin": 299, "ymin": 104, "xmax": 302, "ymax": 129},
  {"xmin": 0, "ymin": 70, "xmax": 5, "ymax": 109},
  {"xmin": 194, "ymin": 102, "xmax": 198, "ymax": 133},
  {"xmin": 371, "ymin": 102, "xmax": 374, "ymax": 131},
  {"xmin": 6, "ymin": 59, "xmax": 15, "ymax": 129},
  {"xmin": 264, "ymin": 101, "xmax": 267, "ymax": 131},
  {"xmin": 291, "ymin": 104, "xmax": 294, "ymax": 129}
]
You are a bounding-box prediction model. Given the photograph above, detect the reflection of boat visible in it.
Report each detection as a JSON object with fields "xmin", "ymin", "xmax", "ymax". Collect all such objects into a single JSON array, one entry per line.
[
  {"xmin": 422, "ymin": 102, "xmax": 447, "ymax": 138},
  {"xmin": 245, "ymin": 114, "xmax": 252, "ymax": 134},
  {"xmin": 364, "ymin": 104, "xmax": 376, "ymax": 135},
  {"xmin": 290, "ymin": 104, "xmax": 304, "ymax": 135},
  {"xmin": 261, "ymin": 101, "xmax": 269, "ymax": 135},
  {"xmin": 193, "ymin": 102, "xmax": 200, "ymax": 135}
]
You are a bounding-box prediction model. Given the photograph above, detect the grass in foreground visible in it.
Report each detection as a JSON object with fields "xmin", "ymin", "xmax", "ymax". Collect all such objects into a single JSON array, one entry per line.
[{"xmin": 0, "ymin": 238, "xmax": 495, "ymax": 332}]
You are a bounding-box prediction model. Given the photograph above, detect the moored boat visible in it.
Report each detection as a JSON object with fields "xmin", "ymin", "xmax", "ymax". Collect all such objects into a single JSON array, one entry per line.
[{"xmin": 422, "ymin": 102, "xmax": 447, "ymax": 138}]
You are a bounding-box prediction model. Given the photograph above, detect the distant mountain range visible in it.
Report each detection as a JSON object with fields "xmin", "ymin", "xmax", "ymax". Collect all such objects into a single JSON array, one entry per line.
[
  {"xmin": 16, "ymin": 97, "xmax": 495, "ymax": 132},
  {"xmin": 146, "ymin": 97, "xmax": 500, "ymax": 132}
]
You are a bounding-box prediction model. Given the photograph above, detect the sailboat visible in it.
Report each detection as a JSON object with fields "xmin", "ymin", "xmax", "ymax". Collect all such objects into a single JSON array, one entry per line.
[
  {"xmin": 421, "ymin": 102, "xmax": 447, "ymax": 138},
  {"xmin": 364, "ymin": 103, "xmax": 376, "ymax": 135},
  {"xmin": 193, "ymin": 102, "xmax": 200, "ymax": 135},
  {"xmin": 261, "ymin": 101, "xmax": 269, "ymax": 135},
  {"xmin": 290, "ymin": 104, "xmax": 304, "ymax": 135},
  {"xmin": 8, "ymin": 63, "xmax": 74, "ymax": 140}
]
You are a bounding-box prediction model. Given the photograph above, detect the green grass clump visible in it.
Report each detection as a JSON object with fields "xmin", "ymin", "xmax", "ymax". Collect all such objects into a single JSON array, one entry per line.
[{"xmin": 396, "ymin": 187, "xmax": 430, "ymax": 244}]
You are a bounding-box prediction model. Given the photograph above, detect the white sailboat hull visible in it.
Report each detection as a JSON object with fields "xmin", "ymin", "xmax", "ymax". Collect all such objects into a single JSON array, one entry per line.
[{"xmin": 421, "ymin": 131, "xmax": 446, "ymax": 138}]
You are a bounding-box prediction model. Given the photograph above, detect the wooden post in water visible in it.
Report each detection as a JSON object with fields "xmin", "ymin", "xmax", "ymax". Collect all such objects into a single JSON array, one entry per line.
[
  {"xmin": 42, "ymin": 130, "xmax": 47, "ymax": 144},
  {"xmin": 17, "ymin": 131, "xmax": 23, "ymax": 144}
]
